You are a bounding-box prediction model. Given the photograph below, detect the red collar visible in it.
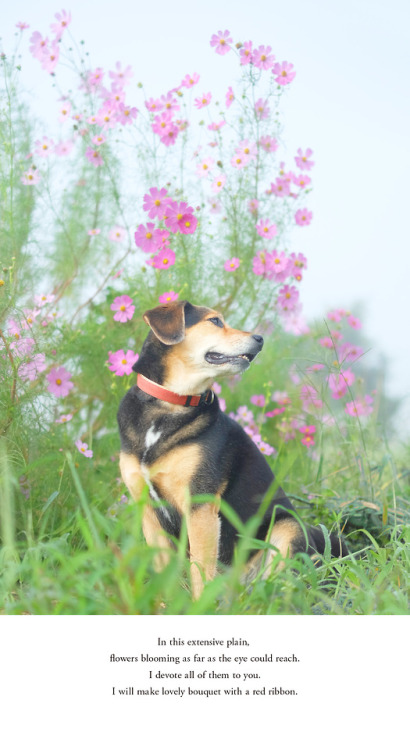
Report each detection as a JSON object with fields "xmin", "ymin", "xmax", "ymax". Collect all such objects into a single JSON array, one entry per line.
[{"xmin": 136, "ymin": 373, "xmax": 215, "ymax": 407}]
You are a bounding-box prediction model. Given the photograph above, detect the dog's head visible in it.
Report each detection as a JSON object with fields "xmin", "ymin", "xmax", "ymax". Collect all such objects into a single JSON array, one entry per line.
[{"xmin": 134, "ymin": 300, "xmax": 263, "ymax": 395}]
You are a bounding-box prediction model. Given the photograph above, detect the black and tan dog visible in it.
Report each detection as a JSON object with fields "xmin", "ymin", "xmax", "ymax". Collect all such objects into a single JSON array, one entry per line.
[{"xmin": 118, "ymin": 300, "xmax": 346, "ymax": 598}]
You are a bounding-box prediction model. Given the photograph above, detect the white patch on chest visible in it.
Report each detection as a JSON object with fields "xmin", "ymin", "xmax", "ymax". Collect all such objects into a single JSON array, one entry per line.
[{"xmin": 145, "ymin": 423, "xmax": 162, "ymax": 450}]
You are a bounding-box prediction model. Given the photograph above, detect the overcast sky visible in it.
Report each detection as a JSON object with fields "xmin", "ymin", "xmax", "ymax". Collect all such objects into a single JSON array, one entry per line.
[{"xmin": 3, "ymin": 0, "xmax": 410, "ymax": 431}]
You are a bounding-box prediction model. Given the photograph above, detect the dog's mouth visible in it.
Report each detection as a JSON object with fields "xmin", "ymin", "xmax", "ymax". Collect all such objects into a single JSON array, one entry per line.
[{"xmin": 205, "ymin": 351, "xmax": 256, "ymax": 366}]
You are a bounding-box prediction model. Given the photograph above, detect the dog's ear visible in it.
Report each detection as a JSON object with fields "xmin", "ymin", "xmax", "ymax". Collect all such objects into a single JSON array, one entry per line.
[{"xmin": 143, "ymin": 300, "xmax": 188, "ymax": 345}]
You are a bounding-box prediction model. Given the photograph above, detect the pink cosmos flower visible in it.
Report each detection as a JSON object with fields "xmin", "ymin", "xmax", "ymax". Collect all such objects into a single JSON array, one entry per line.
[
  {"xmin": 16, "ymin": 22, "xmax": 30, "ymax": 30},
  {"xmin": 181, "ymin": 72, "xmax": 200, "ymax": 88},
  {"xmin": 109, "ymin": 62, "xmax": 134, "ymax": 88},
  {"xmin": 10, "ymin": 337, "xmax": 34, "ymax": 356},
  {"xmin": 301, "ymin": 384, "xmax": 323, "ymax": 410},
  {"xmin": 277, "ymin": 285, "xmax": 300, "ymax": 312},
  {"xmin": 196, "ymin": 157, "xmax": 215, "ymax": 178},
  {"xmin": 270, "ymin": 178, "xmax": 291, "ymax": 197},
  {"xmin": 108, "ymin": 226, "xmax": 127, "ymax": 243},
  {"xmin": 151, "ymin": 248, "xmax": 176, "ymax": 270},
  {"xmin": 58, "ymin": 101, "xmax": 71, "ymax": 122},
  {"xmin": 295, "ymin": 208, "xmax": 313, "ymax": 227},
  {"xmin": 47, "ymin": 367, "xmax": 74, "ymax": 398},
  {"xmin": 239, "ymin": 41, "xmax": 253, "ymax": 65},
  {"xmin": 179, "ymin": 212, "xmax": 198, "ymax": 234},
  {"xmin": 299, "ymin": 425, "xmax": 316, "ymax": 447},
  {"xmin": 269, "ymin": 251, "xmax": 292, "ymax": 281},
  {"xmin": 34, "ymin": 137, "xmax": 54, "ymax": 158},
  {"xmin": 88, "ymin": 228, "xmax": 101, "ymax": 236},
  {"xmin": 347, "ymin": 315, "xmax": 361, "ymax": 329},
  {"xmin": 328, "ymin": 373, "xmax": 348, "ymax": 399},
  {"xmin": 248, "ymin": 199, "xmax": 259, "ymax": 215},
  {"xmin": 159, "ymin": 291, "xmax": 179, "ymax": 304},
  {"xmin": 252, "ymin": 45, "xmax": 275, "ymax": 70},
  {"xmin": 108, "ymin": 349, "xmax": 139, "ymax": 376},
  {"xmin": 21, "ymin": 309, "xmax": 40, "ymax": 330},
  {"xmin": 29, "ymin": 31, "xmax": 48, "ymax": 60},
  {"xmin": 236, "ymin": 139, "xmax": 257, "ymax": 161},
  {"xmin": 21, "ymin": 169, "xmax": 41, "ymax": 186},
  {"xmin": 231, "ymin": 154, "xmax": 250, "ymax": 169},
  {"xmin": 210, "ymin": 30, "xmax": 233, "ymax": 55},
  {"xmin": 208, "ymin": 121, "xmax": 226, "ymax": 131},
  {"xmin": 50, "ymin": 9, "xmax": 71, "ymax": 39},
  {"xmin": 55, "ymin": 414, "xmax": 73, "ymax": 424},
  {"xmin": 164, "ymin": 201, "xmax": 196, "ymax": 233},
  {"xmin": 224, "ymin": 257, "xmax": 240, "ymax": 272},
  {"xmin": 345, "ymin": 395, "xmax": 373, "ymax": 418},
  {"xmin": 250, "ymin": 394, "xmax": 266, "ymax": 407},
  {"xmin": 194, "ymin": 92, "xmax": 212, "ymax": 109},
  {"xmin": 320, "ymin": 337, "xmax": 335, "ymax": 350},
  {"xmin": 273, "ymin": 61, "xmax": 296, "ymax": 85},
  {"xmin": 225, "ymin": 86, "xmax": 234, "ymax": 109},
  {"xmin": 212, "ymin": 174, "xmax": 226, "ymax": 193},
  {"xmin": 266, "ymin": 407, "xmax": 286, "ymax": 418},
  {"xmin": 110, "ymin": 295, "xmax": 135, "ymax": 322},
  {"xmin": 208, "ymin": 198, "xmax": 221, "ymax": 214},
  {"xmin": 294, "ymin": 148, "xmax": 315, "ymax": 171},
  {"xmin": 116, "ymin": 103, "xmax": 138, "ymax": 126},
  {"xmin": 290, "ymin": 252, "xmax": 308, "ymax": 279},
  {"xmin": 85, "ymin": 68, "xmax": 104, "ymax": 90},
  {"xmin": 145, "ymin": 97, "xmax": 163, "ymax": 112},
  {"xmin": 143, "ymin": 187, "xmax": 170, "ymax": 219},
  {"xmin": 75, "ymin": 439, "xmax": 93, "ymax": 459},
  {"xmin": 134, "ymin": 223, "xmax": 163, "ymax": 253},
  {"xmin": 337, "ymin": 343, "xmax": 364, "ymax": 363},
  {"xmin": 259, "ymin": 135, "xmax": 278, "ymax": 153},
  {"xmin": 85, "ymin": 147, "xmax": 103, "ymax": 167},
  {"xmin": 160, "ymin": 93, "xmax": 180, "ymax": 114},
  {"xmin": 34, "ymin": 293, "xmax": 55, "ymax": 308},
  {"xmin": 41, "ymin": 41, "xmax": 59, "ymax": 74},
  {"xmin": 160, "ymin": 123, "xmax": 179, "ymax": 147},
  {"xmin": 252, "ymin": 251, "xmax": 269, "ymax": 277},
  {"xmin": 55, "ymin": 140, "xmax": 74, "ymax": 157},
  {"xmin": 327, "ymin": 309, "xmax": 343, "ymax": 323},
  {"xmin": 18, "ymin": 353, "xmax": 46, "ymax": 382},
  {"xmin": 293, "ymin": 173, "xmax": 312, "ymax": 189},
  {"xmin": 254, "ymin": 99, "xmax": 270, "ymax": 120},
  {"xmin": 258, "ymin": 441, "xmax": 276, "ymax": 456},
  {"xmin": 256, "ymin": 218, "xmax": 277, "ymax": 239}
]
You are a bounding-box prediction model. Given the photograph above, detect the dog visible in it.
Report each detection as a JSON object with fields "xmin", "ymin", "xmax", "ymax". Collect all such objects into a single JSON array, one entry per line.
[{"xmin": 117, "ymin": 300, "xmax": 347, "ymax": 599}]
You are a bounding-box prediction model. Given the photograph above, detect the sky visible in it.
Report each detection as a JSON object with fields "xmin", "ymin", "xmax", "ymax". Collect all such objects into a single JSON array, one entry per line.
[{"xmin": 3, "ymin": 0, "xmax": 410, "ymax": 430}]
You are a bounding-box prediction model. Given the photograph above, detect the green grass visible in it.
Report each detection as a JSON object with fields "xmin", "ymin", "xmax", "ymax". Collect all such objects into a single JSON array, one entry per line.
[{"xmin": 1, "ymin": 441, "xmax": 408, "ymax": 615}]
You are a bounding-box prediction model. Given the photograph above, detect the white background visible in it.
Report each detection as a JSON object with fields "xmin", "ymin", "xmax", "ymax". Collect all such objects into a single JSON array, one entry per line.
[{"xmin": 1, "ymin": 616, "xmax": 408, "ymax": 748}]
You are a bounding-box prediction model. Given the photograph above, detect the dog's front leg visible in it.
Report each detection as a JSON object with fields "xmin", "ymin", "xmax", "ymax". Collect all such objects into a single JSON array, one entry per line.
[
  {"xmin": 142, "ymin": 504, "xmax": 173, "ymax": 572},
  {"xmin": 187, "ymin": 503, "xmax": 220, "ymax": 600}
]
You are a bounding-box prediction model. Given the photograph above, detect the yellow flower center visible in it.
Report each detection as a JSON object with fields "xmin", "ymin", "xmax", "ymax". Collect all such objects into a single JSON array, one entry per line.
[
  {"xmin": 120, "ymin": 305, "xmax": 126, "ymax": 311},
  {"xmin": 146, "ymin": 232, "xmax": 152, "ymax": 239},
  {"xmin": 163, "ymin": 258, "xmax": 169, "ymax": 265},
  {"xmin": 121, "ymin": 359, "xmax": 127, "ymax": 364},
  {"xmin": 56, "ymin": 378, "xmax": 62, "ymax": 385},
  {"xmin": 155, "ymin": 199, "xmax": 161, "ymax": 206},
  {"xmin": 177, "ymin": 213, "xmax": 183, "ymax": 221},
  {"xmin": 185, "ymin": 221, "xmax": 191, "ymax": 227}
]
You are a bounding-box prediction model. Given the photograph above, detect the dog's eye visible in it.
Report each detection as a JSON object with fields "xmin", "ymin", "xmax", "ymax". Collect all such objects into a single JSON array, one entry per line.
[{"xmin": 208, "ymin": 317, "xmax": 224, "ymax": 328}]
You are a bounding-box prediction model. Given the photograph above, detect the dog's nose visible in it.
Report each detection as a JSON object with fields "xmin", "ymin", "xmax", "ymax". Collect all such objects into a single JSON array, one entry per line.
[{"xmin": 252, "ymin": 334, "xmax": 264, "ymax": 346}]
